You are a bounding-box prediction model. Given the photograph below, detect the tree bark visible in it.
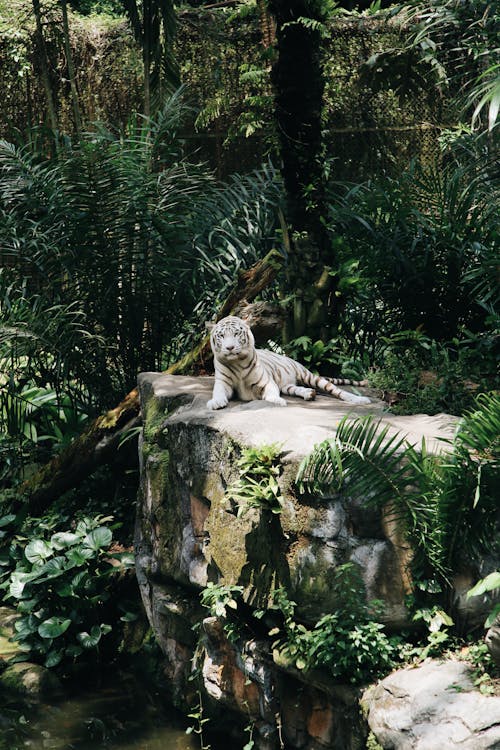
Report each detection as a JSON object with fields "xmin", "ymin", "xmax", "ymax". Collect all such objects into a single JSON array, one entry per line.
[
  {"xmin": 32, "ymin": 0, "xmax": 59, "ymax": 135},
  {"xmin": 22, "ymin": 249, "xmax": 283, "ymax": 514},
  {"xmin": 60, "ymin": 0, "xmax": 83, "ymax": 138},
  {"xmin": 267, "ymin": 1, "xmax": 337, "ymax": 341}
]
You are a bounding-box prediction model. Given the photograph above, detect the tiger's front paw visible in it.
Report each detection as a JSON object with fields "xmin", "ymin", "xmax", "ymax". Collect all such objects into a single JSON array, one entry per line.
[
  {"xmin": 207, "ymin": 397, "xmax": 228, "ymax": 410},
  {"xmin": 265, "ymin": 396, "xmax": 287, "ymax": 407}
]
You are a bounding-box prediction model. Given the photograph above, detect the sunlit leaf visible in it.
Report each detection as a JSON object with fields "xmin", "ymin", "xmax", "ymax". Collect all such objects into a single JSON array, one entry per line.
[
  {"xmin": 38, "ymin": 617, "xmax": 71, "ymax": 639},
  {"xmin": 83, "ymin": 527, "xmax": 112, "ymax": 552},
  {"xmin": 25, "ymin": 539, "xmax": 52, "ymax": 565}
]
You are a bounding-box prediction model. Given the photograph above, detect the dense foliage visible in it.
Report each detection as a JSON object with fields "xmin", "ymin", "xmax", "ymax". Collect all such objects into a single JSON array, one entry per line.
[
  {"xmin": 0, "ymin": 99, "xmax": 282, "ymax": 418},
  {"xmin": 2, "ymin": 514, "xmax": 134, "ymax": 669}
]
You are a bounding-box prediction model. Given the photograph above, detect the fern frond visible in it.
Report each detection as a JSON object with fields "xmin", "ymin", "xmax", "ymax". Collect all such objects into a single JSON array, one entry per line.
[{"xmin": 296, "ymin": 415, "xmax": 413, "ymax": 506}]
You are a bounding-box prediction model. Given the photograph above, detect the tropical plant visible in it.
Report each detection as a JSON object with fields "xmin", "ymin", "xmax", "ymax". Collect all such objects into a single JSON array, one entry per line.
[
  {"xmin": 120, "ymin": 0, "xmax": 179, "ymax": 115},
  {"xmin": 367, "ymin": 330, "xmax": 495, "ymax": 415},
  {"xmin": 226, "ymin": 443, "xmax": 283, "ymax": 517},
  {"xmin": 325, "ymin": 156, "xmax": 499, "ymax": 358},
  {"xmin": 410, "ymin": 606, "xmax": 454, "ymax": 659},
  {"xmin": 186, "ymin": 161, "xmax": 283, "ymax": 342},
  {"xmin": 366, "ymin": 1, "xmax": 499, "ymax": 132},
  {"xmin": 199, "ymin": 581, "xmax": 244, "ymax": 643},
  {"xmin": 467, "ymin": 571, "xmax": 500, "ymax": 628},
  {"xmin": 296, "ymin": 393, "xmax": 500, "ymax": 595},
  {"xmin": 0, "ymin": 280, "xmax": 101, "ymax": 473},
  {"xmin": 283, "ymin": 336, "xmax": 341, "ymax": 374},
  {"xmin": 268, "ymin": 569, "xmax": 396, "ymax": 684},
  {"xmin": 2, "ymin": 514, "xmax": 134, "ymax": 669},
  {"xmin": 0, "ymin": 98, "xmax": 285, "ymax": 410},
  {"xmin": 0, "ymin": 381, "xmax": 88, "ymax": 449},
  {"xmin": 0, "ymin": 100, "xmax": 190, "ymax": 404}
]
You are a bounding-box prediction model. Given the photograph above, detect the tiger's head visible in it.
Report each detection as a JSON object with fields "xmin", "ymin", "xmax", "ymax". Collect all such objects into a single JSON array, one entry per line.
[{"xmin": 207, "ymin": 316, "xmax": 255, "ymax": 362}]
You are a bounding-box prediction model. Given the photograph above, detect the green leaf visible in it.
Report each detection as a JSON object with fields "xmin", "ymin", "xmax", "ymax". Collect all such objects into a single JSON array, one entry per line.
[
  {"xmin": 77, "ymin": 624, "xmax": 109, "ymax": 649},
  {"xmin": 0, "ymin": 514, "xmax": 16, "ymax": 528},
  {"xmin": 9, "ymin": 572, "xmax": 36, "ymax": 599},
  {"xmin": 45, "ymin": 650, "xmax": 64, "ymax": 668},
  {"xmin": 485, "ymin": 602, "xmax": 500, "ymax": 628},
  {"xmin": 467, "ymin": 572, "xmax": 500, "ymax": 599},
  {"xmin": 32, "ymin": 557, "xmax": 68, "ymax": 583},
  {"xmin": 66, "ymin": 548, "xmax": 94, "ymax": 565},
  {"xmin": 15, "ymin": 615, "xmax": 39, "ymax": 637},
  {"xmin": 120, "ymin": 612, "xmax": 138, "ymax": 623},
  {"xmin": 83, "ymin": 527, "xmax": 112, "ymax": 552},
  {"xmin": 111, "ymin": 551, "xmax": 135, "ymax": 568},
  {"xmin": 38, "ymin": 617, "xmax": 71, "ymax": 639},
  {"xmin": 25, "ymin": 539, "xmax": 53, "ymax": 565},
  {"xmin": 51, "ymin": 532, "xmax": 79, "ymax": 550}
]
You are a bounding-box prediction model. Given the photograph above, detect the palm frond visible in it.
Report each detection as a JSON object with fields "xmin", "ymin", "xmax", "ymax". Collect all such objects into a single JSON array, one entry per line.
[
  {"xmin": 455, "ymin": 392, "xmax": 500, "ymax": 461},
  {"xmin": 296, "ymin": 415, "xmax": 415, "ymax": 504}
]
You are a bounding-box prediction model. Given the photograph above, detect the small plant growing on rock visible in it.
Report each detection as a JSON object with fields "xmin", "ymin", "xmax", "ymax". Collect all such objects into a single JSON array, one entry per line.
[
  {"xmin": 268, "ymin": 566, "xmax": 396, "ymax": 685},
  {"xmin": 199, "ymin": 582, "xmax": 244, "ymax": 643},
  {"xmin": 467, "ymin": 571, "xmax": 500, "ymax": 628},
  {"xmin": 410, "ymin": 606, "xmax": 454, "ymax": 660},
  {"xmin": 296, "ymin": 394, "xmax": 500, "ymax": 595},
  {"xmin": 226, "ymin": 443, "xmax": 283, "ymax": 517}
]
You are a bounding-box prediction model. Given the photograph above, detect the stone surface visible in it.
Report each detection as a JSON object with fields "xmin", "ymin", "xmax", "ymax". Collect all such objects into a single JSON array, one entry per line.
[
  {"xmin": 0, "ymin": 662, "xmax": 62, "ymax": 700},
  {"xmin": 0, "ymin": 606, "xmax": 22, "ymax": 664},
  {"xmin": 135, "ymin": 373, "xmax": 492, "ymax": 750},
  {"xmin": 486, "ymin": 616, "xmax": 500, "ymax": 668},
  {"xmin": 362, "ymin": 659, "xmax": 500, "ymax": 749},
  {"xmin": 139, "ymin": 374, "xmax": 457, "ymax": 459}
]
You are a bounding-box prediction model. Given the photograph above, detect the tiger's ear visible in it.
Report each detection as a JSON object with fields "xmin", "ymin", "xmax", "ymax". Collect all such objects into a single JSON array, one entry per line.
[{"xmin": 205, "ymin": 321, "xmax": 216, "ymax": 332}]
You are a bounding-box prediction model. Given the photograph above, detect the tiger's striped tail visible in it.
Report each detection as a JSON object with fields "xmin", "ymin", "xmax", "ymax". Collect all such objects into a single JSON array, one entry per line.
[
  {"xmin": 298, "ymin": 367, "xmax": 370, "ymax": 404},
  {"xmin": 326, "ymin": 376, "xmax": 368, "ymax": 387}
]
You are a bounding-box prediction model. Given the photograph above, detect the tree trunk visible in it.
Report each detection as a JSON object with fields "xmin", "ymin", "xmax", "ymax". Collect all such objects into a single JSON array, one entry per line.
[
  {"xmin": 143, "ymin": 0, "xmax": 152, "ymax": 117},
  {"xmin": 60, "ymin": 0, "xmax": 83, "ymax": 138},
  {"xmin": 22, "ymin": 249, "xmax": 283, "ymax": 515},
  {"xmin": 267, "ymin": 1, "xmax": 337, "ymax": 341},
  {"xmin": 32, "ymin": 0, "xmax": 59, "ymax": 135}
]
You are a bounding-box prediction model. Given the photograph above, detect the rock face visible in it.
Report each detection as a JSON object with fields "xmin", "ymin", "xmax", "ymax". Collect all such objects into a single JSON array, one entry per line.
[
  {"xmin": 362, "ymin": 659, "xmax": 500, "ymax": 749},
  {"xmin": 486, "ymin": 616, "xmax": 500, "ymax": 668},
  {"xmin": 0, "ymin": 662, "xmax": 62, "ymax": 700},
  {"xmin": 135, "ymin": 374, "xmax": 486, "ymax": 749}
]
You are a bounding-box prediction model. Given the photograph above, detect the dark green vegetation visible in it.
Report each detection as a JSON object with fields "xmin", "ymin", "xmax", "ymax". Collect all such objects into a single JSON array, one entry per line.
[
  {"xmin": 0, "ymin": 0, "xmax": 498, "ymax": 734},
  {"xmin": 3, "ymin": 514, "xmax": 136, "ymax": 668}
]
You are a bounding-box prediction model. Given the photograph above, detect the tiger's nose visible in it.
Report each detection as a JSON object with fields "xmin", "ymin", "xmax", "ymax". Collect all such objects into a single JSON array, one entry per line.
[{"xmin": 226, "ymin": 345, "xmax": 235, "ymax": 351}]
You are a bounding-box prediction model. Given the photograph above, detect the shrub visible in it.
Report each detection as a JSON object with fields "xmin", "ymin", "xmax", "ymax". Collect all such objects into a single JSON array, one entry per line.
[
  {"xmin": 269, "ymin": 568, "xmax": 396, "ymax": 685},
  {"xmin": 2, "ymin": 515, "xmax": 134, "ymax": 670}
]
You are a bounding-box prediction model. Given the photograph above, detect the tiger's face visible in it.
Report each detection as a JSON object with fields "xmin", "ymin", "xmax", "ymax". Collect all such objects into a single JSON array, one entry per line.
[{"xmin": 209, "ymin": 316, "xmax": 255, "ymax": 362}]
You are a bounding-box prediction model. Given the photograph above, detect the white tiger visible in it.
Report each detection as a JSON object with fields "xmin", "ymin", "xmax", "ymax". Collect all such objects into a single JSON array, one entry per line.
[{"xmin": 206, "ymin": 316, "xmax": 370, "ymax": 410}]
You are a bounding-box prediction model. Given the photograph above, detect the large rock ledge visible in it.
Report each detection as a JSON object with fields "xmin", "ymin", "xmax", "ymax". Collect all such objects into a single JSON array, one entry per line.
[
  {"xmin": 362, "ymin": 660, "xmax": 500, "ymax": 749},
  {"xmin": 134, "ymin": 374, "xmax": 490, "ymax": 749}
]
